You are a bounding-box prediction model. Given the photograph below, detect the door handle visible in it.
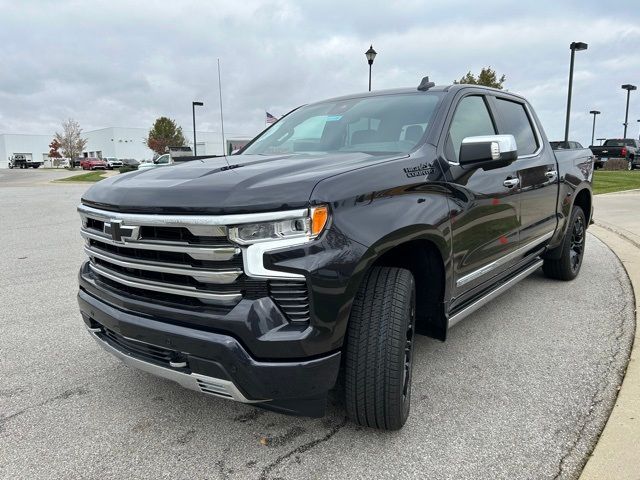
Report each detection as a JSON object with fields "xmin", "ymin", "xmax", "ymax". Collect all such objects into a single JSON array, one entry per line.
[
  {"xmin": 503, "ymin": 178, "xmax": 519, "ymax": 188},
  {"xmin": 545, "ymin": 170, "xmax": 558, "ymax": 178}
]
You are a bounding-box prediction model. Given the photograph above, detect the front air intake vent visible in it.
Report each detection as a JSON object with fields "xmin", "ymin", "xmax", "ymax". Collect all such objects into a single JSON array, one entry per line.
[{"xmin": 268, "ymin": 280, "xmax": 310, "ymax": 323}]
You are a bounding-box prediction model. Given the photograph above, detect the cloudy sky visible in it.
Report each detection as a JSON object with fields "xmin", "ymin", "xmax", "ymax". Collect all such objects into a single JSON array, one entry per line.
[{"xmin": 1, "ymin": 0, "xmax": 639, "ymax": 147}]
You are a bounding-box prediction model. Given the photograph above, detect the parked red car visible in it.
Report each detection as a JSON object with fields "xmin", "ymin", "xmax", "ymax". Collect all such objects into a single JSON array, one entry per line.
[{"xmin": 80, "ymin": 158, "xmax": 107, "ymax": 170}]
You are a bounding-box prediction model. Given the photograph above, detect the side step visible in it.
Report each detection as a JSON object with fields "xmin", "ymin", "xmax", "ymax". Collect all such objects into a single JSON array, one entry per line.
[{"xmin": 447, "ymin": 259, "xmax": 544, "ymax": 329}]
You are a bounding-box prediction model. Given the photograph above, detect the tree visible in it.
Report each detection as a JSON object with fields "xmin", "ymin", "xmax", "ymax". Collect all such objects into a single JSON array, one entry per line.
[
  {"xmin": 145, "ymin": 117, "xmax": 186, "ymax": 156},
  {"xmin": 454, "ymin": 66, "xmax": 506, "ymax": 89},
  {"xmin": 54, "ymin": 119, "xmax": 87, "ymax": 170},
  {"xmin": 48, "ymin": 139, "xmax": 63, "ymax": 167}
]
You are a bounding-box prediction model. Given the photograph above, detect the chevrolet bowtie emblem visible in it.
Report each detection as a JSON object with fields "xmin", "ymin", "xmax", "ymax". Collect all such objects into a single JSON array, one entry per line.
[{"xmin": 104, "ymin": 220, "xmax": 139, "ymax": 243}]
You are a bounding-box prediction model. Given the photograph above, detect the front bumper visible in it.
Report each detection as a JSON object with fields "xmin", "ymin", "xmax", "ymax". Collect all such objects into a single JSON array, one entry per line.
[{"xmin": 78, "ymin": 289, "xmax": 342, "ymax": 417}]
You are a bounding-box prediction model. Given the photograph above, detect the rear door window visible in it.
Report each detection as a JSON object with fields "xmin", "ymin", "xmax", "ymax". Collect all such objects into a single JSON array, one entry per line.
[{"xmin": 494, "ymin": 98, "xmax": 539, "ymax": 156}]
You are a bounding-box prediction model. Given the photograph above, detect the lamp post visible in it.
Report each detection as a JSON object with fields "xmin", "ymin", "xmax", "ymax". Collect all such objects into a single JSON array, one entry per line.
[
  {"xmin": 589, "ymin": 110, "xmax": 600, "ymax": 146},
  {"xmin": 621, "ymin": 84, "xmax": 637, "ymax": 138},
  {"xmin": 365, "ymin": 45, "xmax": 377, "ymax": 92},
  {"xmin": 192, "ymin": 101, "xmax": 204, "ymax": 156},
  {"xmin": 596, "ymin": 138, "xmax": 606, "ymax": 146},
  {"xmin": 564, "ymin": 41, "xmax": 588, "ymax": 142}
]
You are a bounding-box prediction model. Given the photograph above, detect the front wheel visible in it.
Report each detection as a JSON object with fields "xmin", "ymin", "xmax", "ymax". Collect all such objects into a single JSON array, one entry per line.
[
  {"xmin": 543, "ymin": 206, "xmax": 586, "ymax": 281},
  {"xmin": 344, "ymin": 266, "xmax": 416, "ymax": 430}
]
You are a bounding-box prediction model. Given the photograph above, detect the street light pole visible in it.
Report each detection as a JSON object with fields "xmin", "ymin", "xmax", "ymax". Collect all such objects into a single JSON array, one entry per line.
[
  {"xmin": 564, "ymin": 42, "xmax": 588, "ymax": 142},
  {"xmin": 365, "ymin": 45, "xmax": 377, "ymax": 92},
  {"xmin": 589, "ymin": 110, "xmax": 600, "ymax": 146},
  {"xmin": 621, "ymin": 84, "xmax": 637, "ymax": 138},
  {"xmin": 192, "ymin": 101, "xmax": 204, "ymax": 156}
]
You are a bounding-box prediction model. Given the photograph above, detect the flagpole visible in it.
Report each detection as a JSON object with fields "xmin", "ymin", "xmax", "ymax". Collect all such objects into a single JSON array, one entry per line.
[{"xmin": 217, "ymin": 58, "xmax": 227, "ymax": 158}]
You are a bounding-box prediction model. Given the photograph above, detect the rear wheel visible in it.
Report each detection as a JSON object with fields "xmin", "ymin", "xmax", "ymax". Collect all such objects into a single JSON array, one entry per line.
[
  {"xmin": 543, "ymin": 206, "xmax": 586, "ymax": 281},
  {"xmin": 345, "ymin": 266, "xmax": 416, "ymax": 430}
]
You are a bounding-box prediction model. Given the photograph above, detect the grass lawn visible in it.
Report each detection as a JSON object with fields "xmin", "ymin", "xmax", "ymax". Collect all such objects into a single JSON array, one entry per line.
[
  {"xmin": 56, "ymin": 170, "xmax": 108, "ymax": 182},
  {"xmin": 593, "ymin": 170, "xmax": 640, "ymax": 195}
]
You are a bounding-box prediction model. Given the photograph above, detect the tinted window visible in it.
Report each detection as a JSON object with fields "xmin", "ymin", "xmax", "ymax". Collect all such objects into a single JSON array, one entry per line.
[
  {"xmin": 603, "ymin": 139, "xmax": 635, "ymax": 147},
  {"xmin": 447, "ymin": 96, "xmax": 496, "ymax": 162},
  {"xmin": 494, "ymin": 98, "xmax": 538, "ymax": 156},
  {"xmin": 243, "ymin": 93, "xmax": 442, "ymax": 156}
]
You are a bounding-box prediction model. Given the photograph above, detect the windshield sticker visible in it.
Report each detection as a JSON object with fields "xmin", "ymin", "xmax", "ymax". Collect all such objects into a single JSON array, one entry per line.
[{"xmin": 325, "ymin": 115, "xmax": 343, "ymax": 122}]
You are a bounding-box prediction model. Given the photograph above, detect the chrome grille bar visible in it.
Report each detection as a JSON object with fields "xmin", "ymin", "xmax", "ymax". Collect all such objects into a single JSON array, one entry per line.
[
  {"xmin": 78, "ymin": 204, "xmax": 307, "ymax": 227},
  {"xmin": 84, "ymin": 245, "xmax": 242, "ymax": 284},
  {"xmin": 90, "ymin": 263, "xmax": 242, "ymax": 305},
  {"xmin": 81, "ymin": 228, "xmax": 239, "ymax": 261}
]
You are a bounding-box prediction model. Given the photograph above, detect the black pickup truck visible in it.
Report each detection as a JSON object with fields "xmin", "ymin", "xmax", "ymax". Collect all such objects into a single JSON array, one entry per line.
[
  {"xmin": 77, "ymin": 80, "xmax": 593, "ymax": 430},
  {"xmin": 589, "ymin": 138, "xmax": 639, "ymax": 170}
]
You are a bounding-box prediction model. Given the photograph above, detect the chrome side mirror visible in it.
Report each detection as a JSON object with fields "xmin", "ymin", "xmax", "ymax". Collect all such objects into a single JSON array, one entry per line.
[{"xmin": 459, "ymin": 134, "xmax": 518, "ymax": 167}]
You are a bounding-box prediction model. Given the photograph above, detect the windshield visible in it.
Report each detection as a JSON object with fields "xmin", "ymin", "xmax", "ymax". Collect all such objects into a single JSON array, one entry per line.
[{"xmin": 242, "ymin": 93, "xmax": 443, "ymax": 156}]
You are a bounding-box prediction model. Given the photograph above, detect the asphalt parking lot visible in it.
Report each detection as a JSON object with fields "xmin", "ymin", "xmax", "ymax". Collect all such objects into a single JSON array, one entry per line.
[{"xmin": 0, "ymin": 170, "xmax": 635, "ymax": 480}]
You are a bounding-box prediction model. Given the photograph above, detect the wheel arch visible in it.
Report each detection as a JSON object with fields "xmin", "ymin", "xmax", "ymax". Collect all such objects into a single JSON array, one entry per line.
[
  {"xmin": 572, "ymin": 186, "xmax": 592, "ymax": 225},
  {"xmin": 345, "ymin": 227, "xmax": 451, "ymax": 342}
]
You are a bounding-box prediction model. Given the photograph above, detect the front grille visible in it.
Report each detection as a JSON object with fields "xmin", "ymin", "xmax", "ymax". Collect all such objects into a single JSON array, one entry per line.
[
  {"xmin": 269, "ymin": 280, "xmax": 311, "ymax": 323},
  {"xmin": 80, "ymin": 207, "xmax": 247, "ymax": 309},
  {"xmin": 79, "ymin": 205, "xmax": 310, "ymax": 323}
]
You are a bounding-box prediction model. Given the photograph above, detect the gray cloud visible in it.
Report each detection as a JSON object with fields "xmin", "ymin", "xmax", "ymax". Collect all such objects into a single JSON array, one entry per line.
[{"xmin": 0, "ymin": 0, "xmax": 639, "ymax": 146}]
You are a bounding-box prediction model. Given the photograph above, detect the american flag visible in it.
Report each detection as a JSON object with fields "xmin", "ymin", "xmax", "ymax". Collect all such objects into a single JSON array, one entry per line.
[{"xmin": 266, "ymin": 112, "xmax": 278, "ymax": 125}]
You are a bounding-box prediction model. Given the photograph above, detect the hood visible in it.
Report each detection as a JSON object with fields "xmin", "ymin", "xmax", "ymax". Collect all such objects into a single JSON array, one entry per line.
[{"xmin": 81, "ymin": 152, "xmax": 404, "ymax": 214}]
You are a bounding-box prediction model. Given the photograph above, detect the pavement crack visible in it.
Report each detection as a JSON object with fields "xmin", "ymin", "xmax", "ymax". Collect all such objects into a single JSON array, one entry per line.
[
  {"xmin": 0, "ymin": 387, "xmax": 88, "ymax": 433},
  {"xmin": 259, "ymin": 417, "xmax": 348, "ymax": 480}
]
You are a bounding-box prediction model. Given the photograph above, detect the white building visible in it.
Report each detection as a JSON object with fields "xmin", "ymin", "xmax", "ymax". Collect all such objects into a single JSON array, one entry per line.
[{"xmin": 0, "ymin": 127, "xmax": 253, "ymax": 168}]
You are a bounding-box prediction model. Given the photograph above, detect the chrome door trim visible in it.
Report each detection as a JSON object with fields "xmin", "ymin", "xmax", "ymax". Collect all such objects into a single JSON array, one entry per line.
[
  {"xmin": 449, "ymin": 259, "xmax": 543, "ymax": 328},
  {"xmin": 456, "ymin": 231, "xmax": 553, "ymax": 288}
]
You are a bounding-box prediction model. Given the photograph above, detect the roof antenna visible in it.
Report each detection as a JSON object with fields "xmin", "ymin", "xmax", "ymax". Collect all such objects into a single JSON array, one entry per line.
[
  {"xmin": 417, "ymin": 76, "xmax": 435, "ymax": 91},
  {"xmin": 217, "ymin": 58, "xmax": 229, "ymax": 166}
]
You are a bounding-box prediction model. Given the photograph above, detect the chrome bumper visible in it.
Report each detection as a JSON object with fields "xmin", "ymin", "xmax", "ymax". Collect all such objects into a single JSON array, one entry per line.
[{"xmin": 87, "ymin": 327, "xmax": 265, "ymax": 404}]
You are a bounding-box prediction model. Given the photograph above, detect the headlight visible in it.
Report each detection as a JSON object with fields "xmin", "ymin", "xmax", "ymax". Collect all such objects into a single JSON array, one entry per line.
[{"xmin": 228, "ymin": 205, "xmax": 329, "ymax": 245}]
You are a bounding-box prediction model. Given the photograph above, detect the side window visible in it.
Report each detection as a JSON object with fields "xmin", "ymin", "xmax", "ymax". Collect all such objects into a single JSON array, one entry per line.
[
  {"xmin": 448, "ymin": 96, "xmax": 496, "ymax": 162},
  {"xmin": 494, "ymin": 98, "xmax": 538, "ymax": 156}
]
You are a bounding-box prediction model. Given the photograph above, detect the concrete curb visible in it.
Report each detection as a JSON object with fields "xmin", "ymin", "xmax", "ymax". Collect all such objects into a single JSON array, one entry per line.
[
  {"xmin": 579, "ymin": 224, "xmax": 640, "ymax": 480},
  {"xmin": 597, "ymin": 187, "xmax": 640, "ymax": 197}
]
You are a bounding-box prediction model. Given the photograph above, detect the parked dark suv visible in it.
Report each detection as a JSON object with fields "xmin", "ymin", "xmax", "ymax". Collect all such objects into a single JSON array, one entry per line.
[{"xmin": 77, "ymin": 80, "xmax": 593, "ymax": 430}]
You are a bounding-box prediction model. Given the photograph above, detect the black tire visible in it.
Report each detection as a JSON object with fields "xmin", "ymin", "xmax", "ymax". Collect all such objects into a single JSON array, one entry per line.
[
  {"xmin": 345, "ymin": 266, "xmax": 416, "ymax": 430},
  {"xmin": 543, "ymin": 206, "xmax": 586, "ymax": 281}
]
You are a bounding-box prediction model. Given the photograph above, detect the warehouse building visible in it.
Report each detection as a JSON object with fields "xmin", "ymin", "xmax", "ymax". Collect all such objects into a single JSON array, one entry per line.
[{"xmin": 0, "ymin": 127, "xmax": 252, "ymax": 168}]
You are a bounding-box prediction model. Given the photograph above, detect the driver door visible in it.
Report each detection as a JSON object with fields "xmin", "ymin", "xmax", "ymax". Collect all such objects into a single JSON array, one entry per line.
[{"xmin": 442, "ymin": 94, "xmax": 521, "ymax": 300}]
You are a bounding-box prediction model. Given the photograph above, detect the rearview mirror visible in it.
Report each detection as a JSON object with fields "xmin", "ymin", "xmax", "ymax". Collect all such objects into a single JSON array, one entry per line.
[{"xmin": 459, "ymin": 134, "xmax": 517, "ymax": 168}]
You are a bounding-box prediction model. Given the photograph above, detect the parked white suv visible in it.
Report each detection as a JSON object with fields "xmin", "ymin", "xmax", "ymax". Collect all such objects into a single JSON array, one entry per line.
[{"xmin": 104, "ymin": 157, "xmax": 123, "ymax": 170}]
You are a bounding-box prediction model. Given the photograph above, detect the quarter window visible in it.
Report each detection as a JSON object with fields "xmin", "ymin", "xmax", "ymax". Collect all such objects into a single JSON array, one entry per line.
[{"xmin": 494, "ymin": 98, "xmax": 538, "ymax": 156}]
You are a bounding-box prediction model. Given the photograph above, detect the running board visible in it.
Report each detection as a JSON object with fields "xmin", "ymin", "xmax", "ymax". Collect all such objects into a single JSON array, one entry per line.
[{"xmin": 447, "ymin": 259, "xmax": 544, "ymax": 329}]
